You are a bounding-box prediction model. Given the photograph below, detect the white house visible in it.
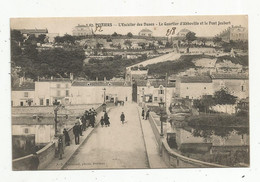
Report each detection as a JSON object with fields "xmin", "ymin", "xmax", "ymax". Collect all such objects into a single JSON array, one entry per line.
[
  {"xmin": 34, "ymin": 78, "xmax": 72, "ymax": 106},
  {"xmin": 12, "ymin": 82, "xmax": 35, "ymax": 107},
  {"xmin": 211, "ymin": 73, "xmax": 249, "ymax": 99},
  {"xmin": 176, "ymin": 76, "xmax": 214, "ymax": 99},
  {"xmin": 138, "ymin": 29, "xmax": 153, "ymax": 37},
  {"xmin": 70, "ymin": 81, "xmax": 132, "ymax": 104}
]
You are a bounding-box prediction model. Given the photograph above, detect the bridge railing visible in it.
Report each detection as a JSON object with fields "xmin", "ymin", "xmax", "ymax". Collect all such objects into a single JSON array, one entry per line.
[
  {"xmin": 12, "ymin": 103, "xmax": 111, "ymax": 170},
  {"xmin": 143, "ymin": 103, "xmax": 227, "ymax": 168}
]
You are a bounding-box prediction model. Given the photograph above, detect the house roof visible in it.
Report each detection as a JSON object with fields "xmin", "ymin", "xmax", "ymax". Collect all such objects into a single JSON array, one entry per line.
[
  {"xmin": 180, "ymin": 76, "xmax": 212, "ymax": 83},
  {"xmin": 211, "ymin": 73, "xmax": 248, "ymax": 80},
  {"xmin": 72, "ymin": 81, "xmax": 132, "ymax": 87},
  {"xmin": 12, "ymin": 116, "xmax": 54, "ymax": 125},
  {"xmin": 37, "ymin": 78, "xmax": 71, "ymax": 82},
  {"xmin": 12, "ymin": 82, "xmax": 35, "ymax": 91},
  {"xmin": 135, "ymin": 80, "xmax": 175, "ymax": 87},
  {"xmin": 177, "ymin": 28, "xmax": 191, "ymax": 33},
  {"xmin": 16, "ymin": 29, "xmax": 48, "ymax": 34},
  {"xmin": 139, "ymin": 29, "xmax": 152, "ymax": 33}
]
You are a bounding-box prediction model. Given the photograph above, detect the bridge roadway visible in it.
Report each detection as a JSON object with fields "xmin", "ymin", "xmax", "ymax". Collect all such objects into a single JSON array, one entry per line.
[{"xmin": 63, "ymin": 103, "xmax": 149, "ymax": 169}]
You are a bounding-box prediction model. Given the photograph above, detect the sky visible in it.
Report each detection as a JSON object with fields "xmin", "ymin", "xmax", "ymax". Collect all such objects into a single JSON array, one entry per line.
[{"xmin": 10, "ymin": 15, "xmax": 248, "ymax": 37}]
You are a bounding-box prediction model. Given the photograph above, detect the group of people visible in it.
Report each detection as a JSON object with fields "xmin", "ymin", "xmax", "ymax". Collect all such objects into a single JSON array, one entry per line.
[
  {"xmin": 142, "ymin": 108, "xmax": 150, "ymax": 120},
  {"xmin": 100, "ymin": 111, "xmax": 110, "ymax": 127},
  {"xmin": 72, "ymin": 108, "xmax": 97, "ymax": 145}
]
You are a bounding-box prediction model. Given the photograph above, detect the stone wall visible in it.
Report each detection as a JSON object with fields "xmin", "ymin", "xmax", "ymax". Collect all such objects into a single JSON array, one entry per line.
[
  {"xmin": 147, "ymin": 106, "xmax": 227, "ymax": 168},
  {"xmin": 12, "ymin": 104, "xmax": 107, "ymax": 170}
]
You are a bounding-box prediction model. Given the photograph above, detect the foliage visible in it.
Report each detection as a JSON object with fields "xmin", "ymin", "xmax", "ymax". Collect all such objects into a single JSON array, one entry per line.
[
  {"xmin": 111, "ymin": 32, "xmax": 118, "ymax": 36},
  {"xmin": 127, "ymin": 32, "xmax": 133, "ymax": 38},
  {"xmin": 213, "ymin": 36, "xmax": 222, "ymax": 44},
  {"xmin": 124, "ymin": 40, "xmax": 132, "ymax": 48},
  {"xmin": 54, "ymin": 34, "xmax": 75, "ymax": 44},
  {"xmin": 186, "ymin": 32, "xmax": 197, "ymax": 43},
  {"xmin": 214, "ymin": 89, "xmax": 237, "ymax": 105},
  {"xmin": 217, "ymin": 55, "xmax": 248, "ymax": 66},
  {"xmin": 193, "ymin": 95, "xmax": 215, "ymax": 113},
  {"xmin": 11, "ymin": 30, "xmax": 25, "ymax": 43}
]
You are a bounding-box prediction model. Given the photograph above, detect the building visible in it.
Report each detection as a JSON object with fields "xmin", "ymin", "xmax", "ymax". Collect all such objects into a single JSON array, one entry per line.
[
  {"xmin": 217, "ymin": 25, "xmax": 248, "ymax": 42},
  {"xmin": 72, "ymin": 24, "xmax": 93, "ymax": 36},
  {"xmin": 176, "ymin": 76, "xmax": 213, "ymax": 99},
  {"xmin": 15, "ymin": 28, "xmax": 48, "ymax": 38},
  {"xmin": 34, "ymin": 78, "xmax": 72, "ymax": 106},
  {"xmin": 12, "ymin": 116, "xmax": 55, "ymax": 146},
  {"xmin": 70, "ymin": 81, "xmax": 132, "ymax": 104},
  {"xmin": 138, "ymin": 29, "xmax": 153, "ymax": 37},
  {"xmin": 12, "ymin": 82, "xmax": 35, "ymax": 107},
  {"xmin": 125, "ymin": 68, "xmax": 148, "ymax": 82},
  {"xmin": 211, "ymin": 73, "xmax": 249, "ymax": 99},
  {"xmin": 136, "ymin": 80, "xmax": 176, "ymax": 113}
]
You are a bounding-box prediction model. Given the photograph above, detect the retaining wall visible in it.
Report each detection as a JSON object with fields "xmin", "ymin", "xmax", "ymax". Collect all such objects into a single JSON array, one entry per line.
[
  {"xmin": 12, "ymin": 104, "xmax": 107, "ymax": 170},
  {"xmin": 147, "ymin": 106, "xmax": 227, "ymax": 168}
]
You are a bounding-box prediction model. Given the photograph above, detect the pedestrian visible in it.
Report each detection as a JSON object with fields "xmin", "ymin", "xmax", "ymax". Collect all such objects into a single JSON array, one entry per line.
[
  {"xmin": 145, "ymin": 109, "xmax": 150, "ymax": 120},
  {"xmin": 81, "ymin": 116, "xmax": 87, "ymax": 131},
  {"xmin": 100, "ymin": 116, "xmax": 105, "ymax": 127},
  {"xmin": 104, "ymin": 111, "xmax": 110, "ymax": 127},
  {"xmin": 142, "ymin": 108, "xmax": 145, "ymax": 119},
  {"xmin": 57, "ymin": 136, "xmax": 64, "ymax": 160},
  {"xmin": 73, "ymin": 122, "xmax": 80, "ymax": 145},
  {"xmin": 63, "ymin": 128, "xmax": 70, "ymax": 146},
  {"xmin": 29, "ymin": 152, "xmax": 39, "ymax": 170},
  {"xmin": 77, "ymin": 117, "xmax": 83, "ymax": 136},
  {"xmin": 120, "ymin": 112, "xmax": 125, "ymax": 124}
]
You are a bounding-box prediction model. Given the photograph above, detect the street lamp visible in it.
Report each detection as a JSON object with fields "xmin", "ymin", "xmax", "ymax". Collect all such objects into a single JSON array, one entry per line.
[
  {"xmin": 53, "ymin": 99, "xmax": 60, "ymax": 136},
  {"xmin": 102, "ymin": 88, "xmax": 107, "ymax": 112},
  {"xmin": 159, "ymin": 100, "xmax": 165, "ymax": 137}
]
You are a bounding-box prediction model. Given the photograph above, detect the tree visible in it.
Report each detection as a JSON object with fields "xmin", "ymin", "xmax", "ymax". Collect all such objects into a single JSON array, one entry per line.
[
  {"xmin": 124, "ymin": 40, "xmax": 132, "ymax": 48},
  {"xmin": 185, "ymin": 31, "xmax": 197, "ymax": 44},
  {"xmin": 37, "ymin": 34, "xmax": 46, "ymax": 44},
  {"xmin": 213, "ymin": 36, "xmax": 222, "ymax": 44},
  {"xmin": 54, "ymin": 34, "xmax": 75, "ymax": 44},
  {"xmin": 112, "ymin": 32, "xmax": 118, "ymax": 36},
  {"xmin": 193, "ymin": 95, "xmax": 215, "ymax": 113},
  {"xmin": 127, "ymin": 32, "xmax": 133, "ymax": 38},
  {"xmin": 11, "ymin": 30, "xmax": 24, "ymax": 43},
  {"xmin": 214, "ymin": 89, "xmax": 237, "ymax": 105}
]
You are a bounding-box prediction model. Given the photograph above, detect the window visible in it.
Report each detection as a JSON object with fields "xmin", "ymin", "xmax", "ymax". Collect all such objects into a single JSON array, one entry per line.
[
  {"xmin": 24, "ymin": 92, "xmax": 28, "ymax": 97},
  {"xmin": 66, "ymin": 90, "xmax": 69, "ymax": 97},
  {"xmin": 154, "ymin": 97, "xmax": 158, "ymax": 101},
  {"xmin": 65, "ymin": 84, "xmax": 69, "ymax": 88},
  {"xmin": 40, "ymin": 99, "xmax": 43, "ymax": 106},
  {"xmin": 24, "ymin": 128, "xmax": 29, "ymax": 134},
  {"xmin": 57, "ymin": 90, "xmax": 61, "ymax": 97},
  {"xmin": 204, "ymin": 87, "xmax": 207, "ymax": 89},
  {"xmin": 187, "ymin": 87, "xmax": 189, "ymax": 89},
  {"xmin": 241, "ymin": 85, "xmax": 244, "ymax": 91},
  {"xmin": 158, "ymin": 90, "xmax": 164, "ymax": 94},
  {"xmin": 56, "ymin": 84, "xmax": 60, "ymax": 88}
]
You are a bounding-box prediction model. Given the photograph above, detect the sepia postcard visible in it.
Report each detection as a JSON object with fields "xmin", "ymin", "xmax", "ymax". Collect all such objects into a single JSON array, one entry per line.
[{"xmin": 10, "ymin": 15, "xmax": 249, "ymax": 170}]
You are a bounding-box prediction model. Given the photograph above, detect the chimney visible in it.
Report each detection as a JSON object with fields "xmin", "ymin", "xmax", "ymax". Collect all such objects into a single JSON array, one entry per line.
[
  {"xmin": 96, "ymin": 77, "xmax": 98, "ymax": 81},
  {"xmin": 51, "ymin": 76, "xmax": 53, "ymax": 80},
  {"xmin": 104, "ymin": 77, "xmax": 106, "ymax": 82}
]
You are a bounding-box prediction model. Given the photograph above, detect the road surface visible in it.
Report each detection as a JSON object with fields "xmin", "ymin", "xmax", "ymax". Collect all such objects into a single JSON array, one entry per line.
[{"xmin": 63, "ymin": 103, "xmax": 149, "ymax": 169}]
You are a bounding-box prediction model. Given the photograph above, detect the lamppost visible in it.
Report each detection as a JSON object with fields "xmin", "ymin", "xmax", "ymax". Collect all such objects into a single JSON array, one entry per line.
[
  {"xmin": 53, "ymin": 99, "xmax": 60, "ymax": 136},
  {"xmin": 159, "ymin": 100, "xmax": 165, "ymax": 137},
  {"xmin": 102, "ymin": 88, "xmax": 107, "ymax": 112}
]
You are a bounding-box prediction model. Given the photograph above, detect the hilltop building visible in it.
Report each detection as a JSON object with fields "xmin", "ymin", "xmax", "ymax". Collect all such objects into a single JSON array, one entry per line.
[
  {"xmin": 11, "ymin": 82, "xmax": 35, "ymax": 107},
  {"xmin": 217, "ymin": 25, "xmax": 248, "ymax": 42},
  {"xmin": 138, "ymin": 29, "xmax": 153, "ymax": 37},
  {"xmin": 15, "ymin": 28, "xmax": 48, "ymax": 37},
  {"xmin": 72, "ymin": 24, "xmax": 93, "ymax": 36}
]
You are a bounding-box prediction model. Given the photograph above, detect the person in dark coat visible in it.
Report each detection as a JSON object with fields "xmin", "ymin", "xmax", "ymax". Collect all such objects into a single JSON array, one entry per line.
[
  {"xmin": 73, "ymin": 122, "xmax": 80, "ymax": 145},
  {"xmin": 57, "ymin": 136, "xmax": 64, "ymax": 160},
  {"xmin": 141, "ymin": 108, "xmax": 145, "ymax": 119},
  {"xmin": 120, "ymin": 112, "xmax": 125, "ymax": 124},
  {"xmin": 145, "ymin": 109, "xmax": 150, "ymax": 120},
  {"xmin": 100, "ymin": 116, "xmax": 105, "ymax": 127},
  {"xmin": 81, "ymin": 116, "xmax": 87, "ymax": 131},
  {"xmin": 63, "ymin": 128, "xmax": 70, "ymax": 146},
  {"xmin": 29, "ymin": 152, "xmax": 39, "ymax": 170},
  {"xmin": 104, "ymin": 112, "xmax": 110, "ymax": 127}
]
